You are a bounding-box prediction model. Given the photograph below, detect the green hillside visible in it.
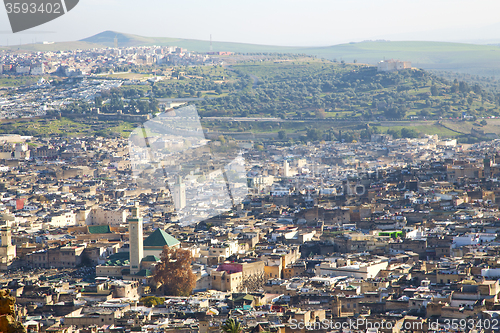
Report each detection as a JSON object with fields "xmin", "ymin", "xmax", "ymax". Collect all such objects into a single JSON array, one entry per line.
[{"xmin": 301, "ymin": 41, "xmax": 500, "ymax": 76}]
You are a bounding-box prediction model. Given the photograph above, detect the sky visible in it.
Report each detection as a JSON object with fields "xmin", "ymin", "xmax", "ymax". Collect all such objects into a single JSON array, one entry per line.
[{"xmin": 1, "ymin": 0, "xmax": 500, "ymax": 47}]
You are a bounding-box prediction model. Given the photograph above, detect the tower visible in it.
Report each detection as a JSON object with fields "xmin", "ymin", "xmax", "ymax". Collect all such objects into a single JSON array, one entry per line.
[
  {"xmin": 0, "ymin": 226, "xmax": 16, "ymax": 265},
  {"xmin": 283, "ymin": 160, "xmax": 290, "ymax": 177},
  {"xmin": 114, "ymin": 35, "xmax": 118, "ymax": 49},
  {"xmin": 484, "ymin": 155, "xmax": 492, "ymax": 178},
  {"xmin": 210, "ymin": 34, "xmax": 213, "ymax": 52},
  {"xmin": 172, "ymin": 176, "xmax": 186, "ymax": 211},
  {"xmin": 128, "ymin": 203, "xmax": 143, "ymax": 274}
]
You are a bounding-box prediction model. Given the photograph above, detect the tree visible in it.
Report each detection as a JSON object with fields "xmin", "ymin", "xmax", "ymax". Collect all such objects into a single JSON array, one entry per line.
[
  {"xmin": 480, "ymin": 119, "xmax": 488, "ymax": 126},
  {"xmin": 306, "ymin": 128, "xmax": 322, "ymax": 141},
  {"xmin": 430, "ymin": 85, "xmax": 438, "ymax": 96},
  {"xmin": 153, "ymin": 246, "xmax": 196, "ymax": 296},
  {"xmin": 221, "ymin": 318, "xmax": 242, "ymax": 333},
  {"xmin": 278, "ymin": 130, "xmax": 287, "ymax": 140},
  {"xmin": 387, "ymin": 128, "xmax": 401, "ymax": 138},
  {"xmin": 140, "ymin": 296, "xmax": 165, "ymax": 307},
  {"xmin": 401, "ymin": 127, "xmax": 419, "ymax": 138}
]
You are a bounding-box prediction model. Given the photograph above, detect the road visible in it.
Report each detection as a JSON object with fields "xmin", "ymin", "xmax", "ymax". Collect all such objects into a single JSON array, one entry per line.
[
  {"xmin": 157, "ymin": 97, "xmax": 207, "ymax": 102},
  {"xmin": 249, "ymin": 74, "xmax": 260, "ymax": 88},
  {"xmin": 202, "ymin": 116, "xmax": 282, "ymax": 122}
]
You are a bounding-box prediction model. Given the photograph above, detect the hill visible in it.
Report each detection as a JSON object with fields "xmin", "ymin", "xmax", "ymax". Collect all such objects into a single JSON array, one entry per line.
[
  {"xmin": 4, "ymin": 41, "xmax": 105, "ymax": 52},
  {"xmin": 0, "ymin": 56, "xmax": 498, "ymax": 144},
  {"xmin": 5, "ymin": 31, "xmax": 500, "ymax": 75},
  {"xmin": 81, "ymin": 32, "xmax": 500, "ymax": 76},
  {"xmin": 301, "ymin": 41, "xmax": 500, "ymax": 77},
  {"xmin": 81, "ymin": 31, "xmax": 297, "ymax": 53}
]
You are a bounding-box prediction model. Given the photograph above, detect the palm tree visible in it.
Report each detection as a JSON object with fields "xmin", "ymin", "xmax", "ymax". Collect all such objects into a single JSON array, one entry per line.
[{"xmin": 221, "ymin": 318, "xmax": 242, "ymax": 333}]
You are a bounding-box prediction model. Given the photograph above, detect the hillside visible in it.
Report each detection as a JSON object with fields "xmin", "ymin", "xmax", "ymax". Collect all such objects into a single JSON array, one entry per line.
[
  {"xmin": 81, "ymin": 32, "xmax": 500, "ymax": 76},
  {"xmin": 188, "ymin": 59, "xmax": 500, "ymax": 123},
  {"xmin": 81, "ymin": 31, "xmax": 297, "ymax": 53},
  {"xmin": 4, "ymin": 31, "xmax": 500, "ymax": 75},
  {"xmin": 5, "ymin": 41, "xmax": 105, "ymax": 52},
  {"xmin": 24, "ymin": 57, "xmax": 495, "ymax": 143},
  {"xmin": 301, "ymin": 41, "xmax": 500, "ymax": 76}
]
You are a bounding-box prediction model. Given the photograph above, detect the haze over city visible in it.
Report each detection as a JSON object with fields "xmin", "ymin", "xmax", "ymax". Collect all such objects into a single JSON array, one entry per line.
[{"xmin": 1, "ymin": 0, "xmax": 500, "ymax": 46}]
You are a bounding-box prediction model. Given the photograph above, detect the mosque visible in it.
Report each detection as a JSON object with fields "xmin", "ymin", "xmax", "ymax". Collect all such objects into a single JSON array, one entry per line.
[{"xmin": 128, "ymin": 204, "xmax": 180, "ymax": 275}]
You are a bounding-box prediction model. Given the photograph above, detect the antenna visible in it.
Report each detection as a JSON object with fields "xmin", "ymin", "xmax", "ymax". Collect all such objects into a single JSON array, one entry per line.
[
  {"xmin": 210, "ymin": 34, "xmax": 213, "ymax": 52},
  {"xmin": 114, "ymin": 35, "xmax": 118, "ymax": 49}
]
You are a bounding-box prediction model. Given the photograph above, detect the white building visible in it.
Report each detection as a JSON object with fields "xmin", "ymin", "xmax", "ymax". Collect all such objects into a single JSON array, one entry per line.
[
  {"xmin": 30, "ymin": 63, "xmax": 44, "ymax": 75},
  {"xmin": 315, "ymin": 258, "xmax": 388, "ymax": 279},
  {"xmin": 15, "ymin": 65, "xmax": 30, "ymax": 74},
  {"xmin": 377, "ymin": 60, "xmax": 412, "ymax": 72},
  {"xmin": 48, "ymin": 211, "xmax": 77, "ymax": 227},
  {"xmin": 208, "ymin": 240, "xmax": 239, "ymax": 258},
  {"xmin": 453, "ymin": 233, "xmax": 497, "ymax": 248}
]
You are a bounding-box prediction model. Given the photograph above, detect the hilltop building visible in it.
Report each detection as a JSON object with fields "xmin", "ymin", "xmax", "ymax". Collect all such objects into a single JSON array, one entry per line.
[{"xmin": 377, "ymin": 59, "xmax": 412, "ymax": 72}]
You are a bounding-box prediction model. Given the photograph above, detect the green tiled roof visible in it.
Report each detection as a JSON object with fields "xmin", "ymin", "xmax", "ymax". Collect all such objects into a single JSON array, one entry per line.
[
  {"xmin": 142, "ymin": 255, "xmax": 160, "ymax": 262},
  {"xmin": 104, "ymin": 252, "xmax": 129, "ymax": 266},
  {"xmin": 88, "ymin": 225, "xmax": 111, "ymax": 234},
  {"xmin": 135, "ymin": 269, "xmax": 152, "ymax": 277},
  {"xmin": 234, "ymin": 294, "xmax": 254, "ymax": 302},
  {"xmin": 143, "ymin": 229, "xmax": 180, "ymax": 248}
]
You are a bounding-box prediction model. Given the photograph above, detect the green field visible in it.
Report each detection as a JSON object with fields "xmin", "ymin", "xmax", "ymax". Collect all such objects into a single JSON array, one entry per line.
[
  {"xmin": 100, "ymin": 72, "xmax": 155, "ymax": 80},
  {"xmin": 0, "ymin": 118, "xmax": 91, "ymax": 136},
  {"xmin": 0, "ymin": 76, "xmax": 42, "ymax": 87},
  {"xmin": 443, "ymin": 119, "xmax": 500, "ymax": 135},
  {"xmin": 377, "ymin": 124, "xmax": 461, "ymax": 137}
]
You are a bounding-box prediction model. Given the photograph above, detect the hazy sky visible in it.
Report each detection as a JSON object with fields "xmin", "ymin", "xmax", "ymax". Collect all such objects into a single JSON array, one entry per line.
[{"xmin": 1, "ymin": 0, "xmax": 500, "ymax": 46}]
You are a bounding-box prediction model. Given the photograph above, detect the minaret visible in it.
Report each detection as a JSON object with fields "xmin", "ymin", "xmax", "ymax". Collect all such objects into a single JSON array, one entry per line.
[
  {"xmin": 172, "ymin": 176, "xmax": 186, "ymax": 211},
  {"xmin": 128, "ymin": 203, "xmax": 143, "ymax": 274},
  {"xmin": 0, "ymin": 226, "xmax": 16, "ymax": 263},
  {"xmin": 283, "ymin": 160, "xmax": 290, "ymax": 177}
]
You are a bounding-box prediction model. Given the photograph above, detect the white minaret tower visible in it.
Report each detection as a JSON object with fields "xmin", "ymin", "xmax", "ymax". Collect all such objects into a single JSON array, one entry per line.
[
  {"xmin": 128, "ymin": 203, "xmax": 143, "ymax": 274},
  {"xmin": 173, "ymin": 176, "xmax": 186, "ymax": 211},
  {"xmin": 283, "ymin": 160, "xmax": 290, "ymax": 177}
]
